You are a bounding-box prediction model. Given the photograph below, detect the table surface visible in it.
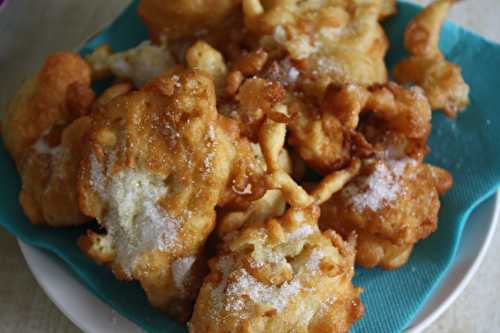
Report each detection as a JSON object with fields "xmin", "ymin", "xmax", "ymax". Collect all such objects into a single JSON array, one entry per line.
[{"xmin": 1, "ymin": 0, "xmax": 499, "ymax": 332}]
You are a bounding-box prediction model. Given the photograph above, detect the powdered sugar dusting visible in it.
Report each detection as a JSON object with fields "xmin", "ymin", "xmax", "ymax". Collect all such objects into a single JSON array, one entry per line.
[
  {"xmin": 110, "ymin": 170, "xmax": 179, "ymax": 275},
  {"xmin": 305, "ymin": 249, "xmax": 325, "ymax": 272},
  {"xmin": 225, "ymin": 268, "xmax": 301, "ymax": 312},
  {"xmin": 91, "ymin": 163, "xmax": 180, "ymax": 277},
  {"xmin": 89, "ymin": 152, "xmax": 106, "ymax": 196},
  {"xmin": 211, "ymin": 255, "xmax": 302, "ymax": 314},
  {"xmin": 288, "ymin": 224, "xmax": 314, "ymax": 241},
  {"xmin": 346, "ymin": 159, "xmax": 415, "ymax": 212}
]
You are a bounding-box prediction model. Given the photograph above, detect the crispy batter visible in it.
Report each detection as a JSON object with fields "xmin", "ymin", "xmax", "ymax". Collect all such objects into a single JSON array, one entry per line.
[
  {"xmin": 85, "ymin": 44, "xmax": 113, "ymax": 80},
  {"xmin": 2, "ymin": 0, "xmax": 466, "ymax": 326},
  {"xmin": 217, "ymin": 125, "xmax": 292, "ymax": 236},
  {"xmin": 77, "ymin": 70, "xmax": 241, "ymax": 321},
  {"xmin": 190, "ymin": 119, "xmax": 363, "ymax": 331},
  {"xmin": 287, "ymin": 94, "xmax": 354, "ymax": 175},
  {"xmin": 320, "ymin": 158, "xmax": 452, "ymax": 269},
  {"xmin": 393, "ymin": 0, "xmax": 469, "ymax": 116},
  {"xmin": 3, "ymin": 52, "xmax": 92, "ymax": 169},
  {"xmin": 92, "ymin": 82, "xmax": 134, "ymax": 111}
]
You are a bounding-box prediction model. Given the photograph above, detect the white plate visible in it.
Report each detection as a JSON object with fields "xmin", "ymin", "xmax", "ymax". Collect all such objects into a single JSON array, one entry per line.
[{"xmin": 18, "ymin": 193, "xmax": 500, "ymax": 333}]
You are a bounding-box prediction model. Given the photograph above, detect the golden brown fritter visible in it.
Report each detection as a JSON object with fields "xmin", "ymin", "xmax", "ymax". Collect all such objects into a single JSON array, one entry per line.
[
  {"xmin": 191, "ymin": 134, "xmax": 363, "ymax": 332},
  {"xmin": 393, "ymin": 0, "xmax": 469, "ymax": 116},
  {"xmin": 3, "ymin": 52, "xmax": 93, "ymax": 169},
  {"xmin": 189, "ymin": 114, "xmax": 363, "ymax": 332},
  {"xmin": 190, "ymin": 206, "xmax": 363, "ymax": 333},
  {"xmin": 316, "ymin": 80, "xmax": 449, "ymax": 269},
  {"xmin": 217, "ymin": 145, "xmax": 292, "ymax": 238},
  {"xmin": 320, "ymin": 157, "xmax": 452, "ymax": 269},
  {"xmin": 78, "ymin": 70, "xmax": 242, "ymax": 321},
  {"xmin": 243, "ymin": 0, "xmax": 389, "ymax": 94},
  {"xmin": 2, "ymin": 53, "xmax": 95, "ymax": 226}
]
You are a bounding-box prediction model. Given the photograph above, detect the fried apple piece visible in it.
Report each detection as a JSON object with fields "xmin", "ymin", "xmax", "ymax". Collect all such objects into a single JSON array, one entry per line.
[
  {"xmin": 320, "ymin": 158, "xmax": 452, "ymax": 269},
  {"xmin": 2, "ymin": 53, "xmax": 95, "ymax": 226},
  {"xmin": 77, "ymin": 70, "xmax": 242, "ymax": 321},
  {"xmin": 190, "ymin": 125, "xmax": 363, "ymax": 332},
  {"xmin": 393, "ymin": 0, "xmax": 469, "ymax": 116},
  {"xmin": 243, "ymin": 0, "xmax": 389, "ymax": 95},
  {"xmin": 138, "ymin": 0, "xmax": 242, "ymax": 43},
  {"xmin": 3, "ymin": 52, "xmax": 92, "ymax": 168}
]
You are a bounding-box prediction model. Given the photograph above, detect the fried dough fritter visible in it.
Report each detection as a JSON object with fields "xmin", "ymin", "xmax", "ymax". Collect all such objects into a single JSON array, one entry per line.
[
  {"xmin": 320, "ymin": 157, "xmax": 452, "ymax": 269},
  {"xmin": 393, "ymin": 0, "xmax": 470, "ymax": 116},
  {"xmin": 191, "ymin": 147, "xmax": 363, "ymax": 333},
  {"xmin": 243, "ymin": 0, "xmax": 389, "ymax": 93},
  {"xmin": 2, "ymin": 53, "xmax": 95, "ymax": 226},
  {"xmin": 316, "ymin": 81, "xmax": 450, "ymax": 269},
  {"xmin": 189, "ymin": 115, "xmax": 363, "ymax": 332},
  {"xmin": 3, "ymin": 52, "xmax": 93, "ymax": 168},
  {"xmin": 77, "ymin": 70, "xmax": 242, "ymax": 321},
  {"xmin": 190, "ymin": 206, "xmax": 363, "ymax": 333}
]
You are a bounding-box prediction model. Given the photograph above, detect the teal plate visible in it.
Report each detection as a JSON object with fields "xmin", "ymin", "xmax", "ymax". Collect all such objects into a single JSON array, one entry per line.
[{"xmin": 2, "ymin": 1, "xmax": 500, "ymax": 332}]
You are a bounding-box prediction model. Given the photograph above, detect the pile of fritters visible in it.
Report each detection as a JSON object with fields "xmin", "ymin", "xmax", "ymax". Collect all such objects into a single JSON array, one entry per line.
[{"xmin": 3, "ymin": 0, "xmax": 468, "ymax": 331}]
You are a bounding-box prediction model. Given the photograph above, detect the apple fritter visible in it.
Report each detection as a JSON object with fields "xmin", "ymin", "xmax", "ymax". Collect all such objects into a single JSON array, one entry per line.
[
  {"xmin": 78, "ymin": 70, "xmax": 243, "ymax": 321},
  {"xmin": 243, "ymin": 0, "xmax": 389, "ymax": 94},
  {"xmin": 320, "ymin": 157, "xmax": 452, "ymax": 269},
  {"xmin": 190, "ymin": 206, "xmax": 363, "ymax": 333},
  {"xmin": 393, "ymin": 0, "xmax": 469, "ymax": 116},
  {"xmin": 190, "ymin": 125, "xmax": 363, "ymax": 332},
  {"xmin": 317, "ymin": 80, "xmax": 448, "ymax": 269},
  {"xmin": 3, "ymin": 52, "xmax": 93, "ymax": 169},
  {"xmin": 2, "ymin": 53, "xmax": 95, "ymax": 226}
]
